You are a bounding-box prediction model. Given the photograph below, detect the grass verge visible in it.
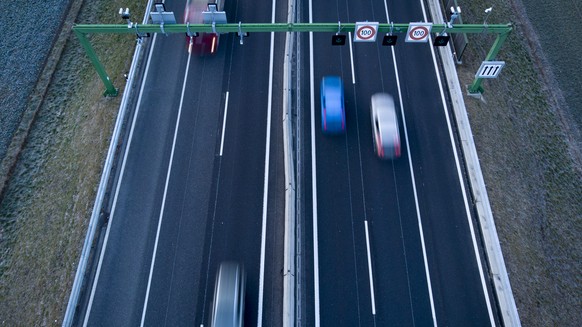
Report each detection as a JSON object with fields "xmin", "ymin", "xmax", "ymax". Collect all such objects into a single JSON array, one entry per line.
[
  {"xmin": 0, "ymin": 0, "xmax": 144, "ymax": 325},
  {"xmin": 455, "ymin": 0, "xmax": 581, "ymax": 325}
]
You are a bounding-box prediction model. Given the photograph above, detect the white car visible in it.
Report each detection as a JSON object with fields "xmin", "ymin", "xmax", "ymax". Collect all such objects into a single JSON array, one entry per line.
[
  {"xmin": 210, "ymin": 262, "xmax": 246, "ymax": 327},
  {"xmin": 370, "ymin": 93, "xmax": 401, "ymax": 159}
]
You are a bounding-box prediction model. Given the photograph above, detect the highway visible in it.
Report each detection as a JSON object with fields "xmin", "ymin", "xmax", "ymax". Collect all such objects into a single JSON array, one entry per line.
[
  {"xmin": 301, "ymin": 0, "xmax": 500, "ymax": 326},
  {"xmin": 80, "ymin": 0, "xmax": 287, "ymax": 326},
  {"xmin": 74, "ymin": 0, "xmax": 504, "ymax": 326}
]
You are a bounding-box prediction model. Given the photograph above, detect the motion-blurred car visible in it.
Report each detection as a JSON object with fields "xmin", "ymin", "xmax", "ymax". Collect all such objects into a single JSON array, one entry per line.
[
  {"xmin": 210, "ymin": 262, "xmax": 246, "ymax": 327},
  {"xmin": 320, "ymin": 76, "xmax": 346, "ymax": 134},
  {"xmin": 184, "ymin": 0, "xmax": 224, "ymax": 54},
  {"xmin": 370, "ymin": 93, "xmax": 401, "ymax": 159}
]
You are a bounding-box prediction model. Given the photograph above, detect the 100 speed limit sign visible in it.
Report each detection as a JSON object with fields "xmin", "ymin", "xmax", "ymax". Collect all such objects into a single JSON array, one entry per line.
[
  {"xmin": 405, "ymin": 23, "xmax": 433, "ymax": 43},
  {"xmin": 354, "ymin": 22, "xmax": 379, "ymax": 42}
]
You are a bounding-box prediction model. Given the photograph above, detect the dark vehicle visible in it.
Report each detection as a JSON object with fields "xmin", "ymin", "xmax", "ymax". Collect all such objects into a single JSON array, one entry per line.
[
  {"xmin": 320, "ymin": 76, "xmax": 346, "ymax": 134},
  {"xmin": 370, "ymin": 93, "xmax": 401, "ymax": 159},
  {"xmin": 184, "ymin": 0, "xmax": 224, "ymax": 54},
  {"xmin": 210, "ymin": 262, "xmax": 246, "ymax": 327}
]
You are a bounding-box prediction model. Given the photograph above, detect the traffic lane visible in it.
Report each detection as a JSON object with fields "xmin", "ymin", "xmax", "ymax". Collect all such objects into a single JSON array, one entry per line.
[
  {"xmin": 312, "ymin": 37, "xmax": 377, "ymax": 327},
  {"xmin": 386, "ymin": 0, "xmax": 425, "ymax": 22},
  {"xmin": 315, "ymin": 133, "xmax": 373, "ymax": 327},
  {"xmin": 346, "ymin": 34, "xmax": 434, "ymax": 324},
  {"xmin": 310, "ymin": 2, "xmax": 383, "ymax": 325},
  {"xmin": 141, "ymin": 45, "xmax": 229, "ymax": 326},
  {"xmin": 259, "ymin": 24, "xmax": 287, "ymax": 327},
  {"xmin": 312, "ymin": 2, "xmax": 428, "ymax": 325},
  {"xmin": 145, "ymin": 0, "xmax": 288, "ymax": 324},
  {"xmin": 85, "ymin": 32, "xmax": 190, "ymax": 326},
  {"xmin": 206, "ymin": 0, "xmax": 288, "ymax": 324},
  {"xmin": 198, "ymin": 37, "xmax": 271, "ymax": 327},
  {"xmin": 395, "ymin": 41, "xmax": 494, "ymax": 326},
  {"xmin": 387, "ymin": 0, "xmax": 497, "ymax": 324},
  {"xmin": 191, "ymin": 22, "xmax": 285, "ymax": 327},
  {"xmin": 351, "ymin": 45, "xmax": 434, "ymax": 326},
  {"xmin": 357, "ymin": 126, "xmax": 434, "ymax": 326}
]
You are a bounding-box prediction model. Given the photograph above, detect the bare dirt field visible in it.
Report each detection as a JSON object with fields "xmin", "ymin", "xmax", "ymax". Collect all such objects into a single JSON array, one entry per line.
[{"xmin": 0, "ymin": 0, "xmax": 580, "ymax": 326}]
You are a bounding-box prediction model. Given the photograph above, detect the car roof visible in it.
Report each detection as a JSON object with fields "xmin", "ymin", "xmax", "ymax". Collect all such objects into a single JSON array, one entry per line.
[
  {"xmin": 322, "ymin": 76, "xmax": 343, "ymax": 110},
  {"xmin": 322, "ymin": 76, "xmax": 342, "ymax": 95},
  {"xmin": 371, "ymin": 93, "xmax": 398, "ymax": 139}
]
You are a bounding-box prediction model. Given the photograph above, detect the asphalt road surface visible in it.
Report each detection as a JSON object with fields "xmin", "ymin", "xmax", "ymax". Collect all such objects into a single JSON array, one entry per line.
[
  {"xmin": 76, "ymin": 0, "xmax": 502, "ymax": 326},
  {"xmin": 80, "ymin": 0, "xmax": 287, "ymax": 326},
  {"xmin": 300, "ymin": 0, "xmax": 499, "ymax": 326}
]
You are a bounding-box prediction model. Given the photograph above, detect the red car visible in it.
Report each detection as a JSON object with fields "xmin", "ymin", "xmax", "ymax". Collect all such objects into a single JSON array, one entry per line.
[{"xmin": 184, "ymin": 0, "xmax": 223, "ymax": 54}]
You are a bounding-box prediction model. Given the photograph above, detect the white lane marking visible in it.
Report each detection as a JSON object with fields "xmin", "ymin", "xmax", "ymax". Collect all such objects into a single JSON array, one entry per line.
[
  {"xmin": 257, "ymin": 0, "xmax": 277, "ymax": 325},
  {"xmin": 82, "ymin": 31, "xmax": 159, "ymax": 327},
  {"xmin": 308, "ymin": 1, "xmax": 320, "ymax": 326},
  {"xmin": 419, "ymin": 1, "xmax": 495, "ymax": 325},
  {"xmin": 219, "ymin": 91, "xmax": 230, "ymax": 156},
  {"xmin": 348, "ymin": 32, "xmax": 355, "ymax": 84},
  {"xmin": 383, "ymin": 2, "xmax": 438, "ymax": 325},
  {"xmin": 140, "ymin": 45, "xmax": 193, "ymax": 327},
  {"xmin": 364, "ymin": 221, "xmax": 376, "ymax": 315}
]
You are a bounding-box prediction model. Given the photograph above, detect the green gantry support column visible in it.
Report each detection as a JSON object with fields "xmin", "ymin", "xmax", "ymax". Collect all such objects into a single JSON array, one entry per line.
[
  {"xmin": 73, "ymin": 29, "xmax": 118, "ymax": 97},
  {"xmin": 468, "ymin": 27, "xmax": 512, "ymax": 94}
]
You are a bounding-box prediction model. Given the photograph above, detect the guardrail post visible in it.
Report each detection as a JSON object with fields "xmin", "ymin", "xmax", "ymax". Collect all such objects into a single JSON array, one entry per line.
[{"xmin": 73, "ymin": 29, "xmax": 118, "ymax": 96}]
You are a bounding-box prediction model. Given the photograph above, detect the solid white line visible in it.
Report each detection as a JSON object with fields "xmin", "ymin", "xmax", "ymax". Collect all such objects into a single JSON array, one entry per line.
[
  {"xmin": 219, "ymin": 91, "xmax": 230, "ymax": 156},
  {"xmin": 419, "ymin": 1, "xmax": 495, "ymax": 325},
  {"xmin": 140, "ymin": 45, "xmax": 193, "ymax": 327},
  {"xmin": 257, "ymin": 0, "xmax": 277, "ymax": 325},
  {"xmin": 348, "ymin": 32, "xmax": 355, "ymax": 84},
  {"xmin": 382, "ymin": 2, "xmax": 438, "ymax": 325},
  {"xmin": 82, "ymin": 32, "xmax": 159, "ymax": 327},
  {"xmin": 308, "ymin": 0, "xmax": 320, "ymax": 326},
  {"xmin": 364, "ymin": 221, "xmax": 376, "ymax": 315}
]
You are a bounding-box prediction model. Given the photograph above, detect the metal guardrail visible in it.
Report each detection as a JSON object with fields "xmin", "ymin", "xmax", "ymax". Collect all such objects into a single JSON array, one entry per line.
[
  {"xmin": 61, "ymin": 1, "xmax": 156, "ymax": 326},
  {"xmin": 283, "ymin": 2, "xmax": 297, "ymax": 327},
  {"xmin": 426, "ymin": 0, "xmax": 521, "ymax": 325}
]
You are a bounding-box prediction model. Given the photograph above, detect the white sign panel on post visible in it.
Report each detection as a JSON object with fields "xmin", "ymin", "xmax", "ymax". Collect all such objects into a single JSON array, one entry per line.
[
  {"xmin": 476, "ymin": 61, "xmax": 506, "ymax": 78},
  {"xmin": 354, "ymin": 22, "xmax": 379, "ymax": 42},
  {"xmin": 405, "ymin": 23, "xmax": 433, "ymax": 43}
]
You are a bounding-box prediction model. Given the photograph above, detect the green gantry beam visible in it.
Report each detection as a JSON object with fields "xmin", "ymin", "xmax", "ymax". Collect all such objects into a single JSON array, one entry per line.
[
  {"xmin": 73, "ymin": 22, "xmax": 512, "ymax": 34},
  {"xmin": 73, "ymin": 22, "xmax": 512, "ymax": 96}
]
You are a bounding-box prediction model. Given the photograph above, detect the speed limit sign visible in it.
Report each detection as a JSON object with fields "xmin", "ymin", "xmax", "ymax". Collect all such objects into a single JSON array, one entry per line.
[
  {"xmin": 354, "ymin": 22, "xmax": 379, "ymax": 42},
  {"xmin": 405, "ymin": 23, "xmax": 433, "ymax": 43}
]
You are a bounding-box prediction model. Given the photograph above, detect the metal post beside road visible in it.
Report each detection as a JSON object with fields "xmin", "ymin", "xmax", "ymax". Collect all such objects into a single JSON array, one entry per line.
[
  {"xmin": 73, "ymin": 29, "xmax": 119, "ymax": 96},
  {"xmin": 467, "ymin": 28, "xmax": 512, "ymax": 94}
]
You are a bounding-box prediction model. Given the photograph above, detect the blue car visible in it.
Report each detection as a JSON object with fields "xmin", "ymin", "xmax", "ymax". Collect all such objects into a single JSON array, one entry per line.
[{"xmin": 320, "ymin": 76, "xmax": 345, "ymax": 133}]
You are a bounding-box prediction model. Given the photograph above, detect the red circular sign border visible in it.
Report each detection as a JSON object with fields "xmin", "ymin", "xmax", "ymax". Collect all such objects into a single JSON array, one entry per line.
[
  {"xmin": 356, "ymin": 25, "xmax": 376, "ymax": 40},
  {"xmin": 408, "ymin": 26, "xmax": 429, "ymax": 41}
]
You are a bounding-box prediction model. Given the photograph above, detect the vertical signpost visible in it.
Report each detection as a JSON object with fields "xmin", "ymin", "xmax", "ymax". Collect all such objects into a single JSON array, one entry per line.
[{"xmin": 468, "ymin": 28, "xmax": 511, "ymax": 94}]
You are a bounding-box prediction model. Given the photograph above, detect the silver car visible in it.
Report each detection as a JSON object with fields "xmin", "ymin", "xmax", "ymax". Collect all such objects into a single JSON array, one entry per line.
[
  {"xmin": 210, "ymin": 262, "xmax": 246, "ymax": 327},
  {"xmin": 370, "ymin": 93, "xmax": 401, "ymax": 159}
]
